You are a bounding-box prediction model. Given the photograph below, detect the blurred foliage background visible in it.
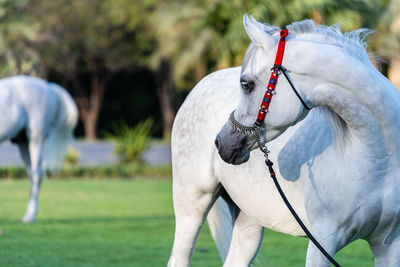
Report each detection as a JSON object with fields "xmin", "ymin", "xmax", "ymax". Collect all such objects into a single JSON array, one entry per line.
[{"xmin": 0, "ymin": 0, "xmax": 398, "ymax": 140}]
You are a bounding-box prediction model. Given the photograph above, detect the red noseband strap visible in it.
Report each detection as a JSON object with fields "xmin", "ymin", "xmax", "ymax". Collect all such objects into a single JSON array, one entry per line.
[{"xmin": 255, "ymin": 29, "xmax": 289, "ymax": 127}]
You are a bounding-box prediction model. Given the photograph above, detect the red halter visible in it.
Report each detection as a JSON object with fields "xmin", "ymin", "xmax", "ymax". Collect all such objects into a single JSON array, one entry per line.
[{"xmin": 255, "ymin": 29, "xmax": 289, "ymax": 126}]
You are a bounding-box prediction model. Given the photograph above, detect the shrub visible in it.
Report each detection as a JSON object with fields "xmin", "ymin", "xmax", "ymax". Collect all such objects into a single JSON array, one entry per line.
[
  {"xmin": 0, "ymin": 166, "xmax": 26, "ymax": 179},
  {"xmin": 0, "ymin": 164, "xmax": 172, "ymax": 179},
  {"xmin": 64, "ymin": 146, "xmax": 80, "ymax": 166},
  {"xmin": 107, "ymin": 118, "xmax": 154, "ymax": 163}
]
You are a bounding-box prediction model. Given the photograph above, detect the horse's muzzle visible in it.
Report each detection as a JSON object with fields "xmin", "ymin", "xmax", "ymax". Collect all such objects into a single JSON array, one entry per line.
[{"xmin": 215, "ymin": 133, "xmax": 250, "ymax": 165}]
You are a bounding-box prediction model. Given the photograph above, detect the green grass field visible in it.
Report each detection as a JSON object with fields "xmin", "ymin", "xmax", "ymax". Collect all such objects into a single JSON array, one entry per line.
[{"xmin": 0, "ymin": 178, "xmax": 374, "ymax": 266}]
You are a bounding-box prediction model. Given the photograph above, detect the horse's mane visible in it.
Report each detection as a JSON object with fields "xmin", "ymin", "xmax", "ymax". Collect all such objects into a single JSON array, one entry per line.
[
  {"xmin": 284, "ymin": 20, "xmax": 372, "ymax": 141},
  {"xmin": 262, "ymin": 19, "xmax": 374, "ymax": 64}
]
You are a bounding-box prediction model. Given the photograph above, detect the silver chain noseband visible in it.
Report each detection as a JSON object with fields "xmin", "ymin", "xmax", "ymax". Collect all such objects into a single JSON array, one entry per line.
[{"xmin": 228, "ymin": 111, "xmax": 269, "ymax": 154}]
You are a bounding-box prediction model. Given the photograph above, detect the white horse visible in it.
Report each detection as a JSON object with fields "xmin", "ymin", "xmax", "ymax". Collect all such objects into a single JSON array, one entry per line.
[
  {"xmin": 168, "ymin": 15, "xmax": 400, "ymax": 266},
  {"xmin": 0, "ymin": 75, "xmax": 78, "ymax": 223}
]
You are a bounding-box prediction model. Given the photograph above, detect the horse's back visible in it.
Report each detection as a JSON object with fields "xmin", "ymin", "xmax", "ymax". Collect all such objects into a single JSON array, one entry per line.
[
  {"xmin": 0, "ymin": 76, "xmax": 58, "ymax": 119},
  {"xmin": 0, "ymin": 75, "xmax": 76, "ymax": 139},
  {"xmin": 0, "ymin": 78, "xmax": 29, "ymax": 142},
  {"xmin": 0, "ymin": 75, "xmax": 53, "ymax": 98},
  {"xmin": 172, "ymin": 67, "xmax": 241, "ymax": 186}
]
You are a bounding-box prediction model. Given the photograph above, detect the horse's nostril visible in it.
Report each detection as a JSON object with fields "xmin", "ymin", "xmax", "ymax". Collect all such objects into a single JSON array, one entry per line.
[{"xmin": 214, "ymin": 136, "xmax": 220, "ymax": 150}]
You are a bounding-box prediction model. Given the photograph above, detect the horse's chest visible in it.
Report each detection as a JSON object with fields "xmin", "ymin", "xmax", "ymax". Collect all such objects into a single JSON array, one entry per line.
[{"xmin": 367, "ymin": 181, "xmax": 400, "ymax": 244}]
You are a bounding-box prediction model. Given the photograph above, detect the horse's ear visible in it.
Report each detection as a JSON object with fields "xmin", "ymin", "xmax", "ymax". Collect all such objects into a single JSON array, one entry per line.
[{"xmin": 243, "ymin": 14, "xmax": 275, "ymax": 48}]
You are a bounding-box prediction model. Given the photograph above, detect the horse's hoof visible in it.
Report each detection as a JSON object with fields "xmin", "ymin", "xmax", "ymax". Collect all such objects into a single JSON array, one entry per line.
[{"xmin": 22, "ymin": 214, "xmax": 36, "ymax": 223}]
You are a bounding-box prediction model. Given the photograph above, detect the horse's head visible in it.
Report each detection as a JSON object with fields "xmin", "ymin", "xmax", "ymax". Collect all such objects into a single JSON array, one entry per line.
[{"xmin": 215, "ymin": 15, "xmax": 312, "ymax": 165}]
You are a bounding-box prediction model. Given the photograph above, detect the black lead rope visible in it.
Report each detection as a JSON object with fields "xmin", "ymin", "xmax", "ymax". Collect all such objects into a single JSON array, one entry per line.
[{"xmin": 264, "ymin": 158, "xmax": 341, "ymax": 267}]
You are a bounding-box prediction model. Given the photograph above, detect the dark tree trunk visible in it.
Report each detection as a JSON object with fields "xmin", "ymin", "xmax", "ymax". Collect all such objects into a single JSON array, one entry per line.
[
  {"xmin": 155, "ymin": 58, "xmax": 180, "ymax": 139},
  {"xmin": 76, "ymin": 72, "xmax": 105, "ymax": 140},
  {"xmin": 72, "ymin": 55, "xmax": 108, "ymax": 140},
  {"xmin": 195, "ymin": 61, "xmax": 207, "ymax": 82}
]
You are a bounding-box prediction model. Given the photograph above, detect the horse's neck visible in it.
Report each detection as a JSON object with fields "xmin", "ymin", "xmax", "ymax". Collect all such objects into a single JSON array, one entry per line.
[{"xmin": 312, "ymin": 64, "xmax": 400, "ymax": 162}]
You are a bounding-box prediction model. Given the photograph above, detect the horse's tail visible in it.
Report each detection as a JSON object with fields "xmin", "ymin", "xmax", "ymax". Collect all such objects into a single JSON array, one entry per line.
[
  {"xmin": 207, "ymin": 197, "xmax": 234, "ymax": 262},
  {"xmin": 43, "ymin": 83, "xmax": 78, "ymax": 171}
]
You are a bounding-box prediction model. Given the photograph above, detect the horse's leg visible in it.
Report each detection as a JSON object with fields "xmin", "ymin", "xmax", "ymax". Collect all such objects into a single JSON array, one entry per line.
[
  {"xmin": 168, "ymin": 183, "xmax": 221, "ymax": 267},
  {"xmin": 17, "ymin": 142, "xmax": 31, "ymax": 178},
  {"xmin": 22, "ymin": 137, "xmax": 44, "ymax": 223},
  {"xmin": 223, "ymin": 210, "xmax": 264, "ymax": 267},
  {"xmin": 370, "ymin": 230, "xmax": 400, "ymax": 267},
  {"xmin": 305, "ymin": 226, "xmax": 339, "ymax": 267}
]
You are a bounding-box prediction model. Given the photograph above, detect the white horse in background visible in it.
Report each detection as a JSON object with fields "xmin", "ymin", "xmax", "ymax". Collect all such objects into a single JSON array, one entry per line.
[
  {"xmin": 169, "ymin": 15, "xmax": 400, "ymax": 266},
  {"xmin": 0, "ymin": 75, "xmax": 78, "ymax": 223}
]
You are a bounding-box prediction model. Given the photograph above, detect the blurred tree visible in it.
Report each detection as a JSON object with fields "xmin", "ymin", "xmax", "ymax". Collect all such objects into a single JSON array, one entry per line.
[
  {"xmin": 149, "ymin": 0, "xmax": 383, "ymax": 137},
  {"xmin": 0, "ymin": 0, "xmax": 39, "ymax": 77},
  {"xmin": 17, "ymin": 0, "xmax": 390, "ymax": 140},
  {"xmin": 29, "ymin": 0, "xmax": 154, "ymax": 139},
  {"xmin": 152, "ymin": 0, "xmax": 382, "ymax": 87}
]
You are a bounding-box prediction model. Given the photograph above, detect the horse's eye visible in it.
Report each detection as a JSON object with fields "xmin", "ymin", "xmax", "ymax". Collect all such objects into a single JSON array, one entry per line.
[{"xmin": 240, "ymin": 79, "xmax": 254, "ymax": 93}]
